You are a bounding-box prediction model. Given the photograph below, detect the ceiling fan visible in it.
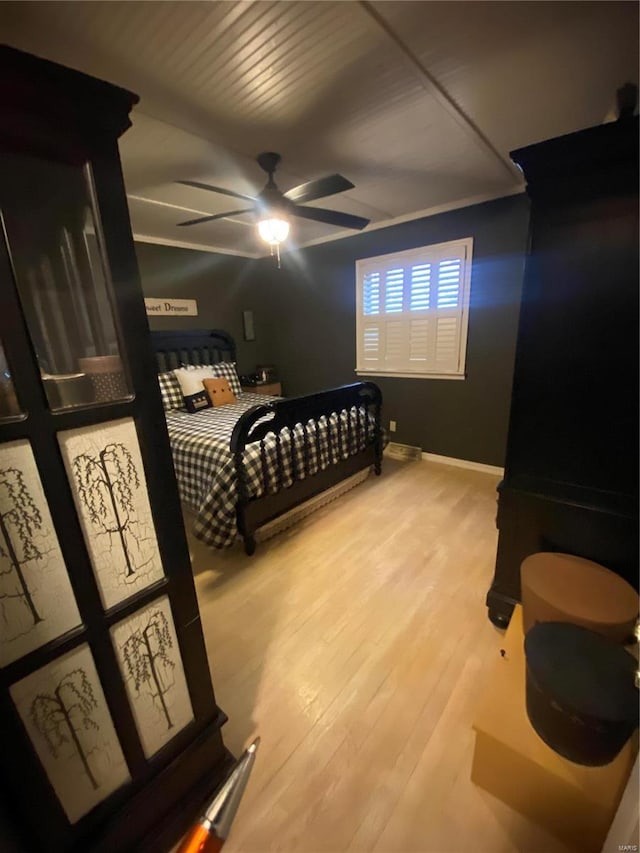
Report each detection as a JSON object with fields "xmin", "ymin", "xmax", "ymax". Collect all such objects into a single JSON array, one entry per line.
[{"xmin": 175, "ymin": 152, "xmax": 370, "ymax": 239}]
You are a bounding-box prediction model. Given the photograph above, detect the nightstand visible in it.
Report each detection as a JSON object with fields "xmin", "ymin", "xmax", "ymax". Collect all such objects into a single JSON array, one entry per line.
[{"xmin": 242, "ymin": 382, "xmax": 282, "ymax": 396}]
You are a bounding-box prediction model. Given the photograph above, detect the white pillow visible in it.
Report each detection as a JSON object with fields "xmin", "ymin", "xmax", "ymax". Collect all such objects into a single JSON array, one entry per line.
[
  {"xmin": 173, "ymin": 367, "xmax": 217, "ymax": 412},
  {"xmin": 173, "ymin": 367, "xmax": 216, "ymax": 396}
]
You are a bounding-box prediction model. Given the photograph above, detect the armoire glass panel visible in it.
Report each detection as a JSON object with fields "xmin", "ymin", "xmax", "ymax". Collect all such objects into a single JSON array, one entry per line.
[
  {"xmin": 0, "ymin": 339, "xmax": 21, "ymax": 420},
  {"xmin": 0, "ymin": 151, "xmax": 132, "ymax": 410}
]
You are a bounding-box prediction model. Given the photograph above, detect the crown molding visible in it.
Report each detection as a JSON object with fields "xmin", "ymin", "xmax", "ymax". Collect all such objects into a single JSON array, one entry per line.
[
  {"xmin": 284, "ymin": 185, "xmax": 525, "ymax": 255},
  {"xmin": 132, "ymin": 233, "xmax": 259, "ymax": 258},
  {"xmin": 132, "ymin": 186, "xmax": 525, "ymax": 260}
]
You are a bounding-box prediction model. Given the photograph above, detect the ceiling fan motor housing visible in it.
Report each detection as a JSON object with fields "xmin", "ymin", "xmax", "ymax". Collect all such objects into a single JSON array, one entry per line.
[
  {"xmin": 256, "ymin": 183, "xmax": 288, "ymax": 216},
  {"xmin": 257, "ymin": 151, "xmax": 281, "ymax": 178}
]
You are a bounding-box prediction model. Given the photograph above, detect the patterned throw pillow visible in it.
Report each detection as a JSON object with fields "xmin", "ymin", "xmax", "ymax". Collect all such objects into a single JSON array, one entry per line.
[
  {"xmin": 203, "ymin": 377, "xmax": 236, "ymax": 407},
  {"xmin": 184, "ymin": 361, "xmax": 242, "ymax": 397},
  {"xmin": 157, "ymin": 371, "xmax": 184, "ymax": 412},
  {"xmin": 173, "ymin": 367, "xmax": 216, "ymax": 413}
]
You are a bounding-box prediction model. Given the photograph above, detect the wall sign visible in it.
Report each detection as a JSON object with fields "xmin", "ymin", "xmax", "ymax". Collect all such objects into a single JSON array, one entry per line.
[{"xmin": 144, "ymin": 298, "xmax": 198, "ymax": 317}]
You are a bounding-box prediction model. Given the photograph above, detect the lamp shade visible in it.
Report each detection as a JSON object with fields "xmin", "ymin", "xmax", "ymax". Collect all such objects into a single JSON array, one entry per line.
[{"xmin": 258, "ymin": 217, "xmax": 289, "ymax": 245}]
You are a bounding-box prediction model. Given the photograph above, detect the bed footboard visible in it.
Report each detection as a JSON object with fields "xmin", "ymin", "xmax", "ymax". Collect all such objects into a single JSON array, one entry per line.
[{"xmin": 230, "ymin": 382, "xmax": 383, "ymax": 554}]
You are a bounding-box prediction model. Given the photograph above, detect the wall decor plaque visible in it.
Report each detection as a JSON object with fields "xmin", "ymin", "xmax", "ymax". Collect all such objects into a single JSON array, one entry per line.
[
  {"xmin": 0, "ymin": 440, "xmax": 81, "ymax": 666},
  {"xmin": 111, "ymin": 595, "xmax": 194, "ymax": 758},
  {"xmin": 59, "ymin": 418, "xmax": 164, "ymax": 609},
  {"xmin": 10, "ymin": 643, "xmax": 130, "ymax": 823}
]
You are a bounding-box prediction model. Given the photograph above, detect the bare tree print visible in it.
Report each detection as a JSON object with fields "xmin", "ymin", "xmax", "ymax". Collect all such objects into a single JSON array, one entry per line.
[
  {"xmin": 73, "ymin": 443, "xmax": 141, "ymax": 579},
  {"xmin": 30, "ymin": 668, "xmax": 100, "ymax": 791},
  {"xmin": 122, "ymin": 610, "xmax": 175, "ymax": 730},
  {"xmin": 0, "ymin": 466, "xmax": 45, "ymax": 628}
]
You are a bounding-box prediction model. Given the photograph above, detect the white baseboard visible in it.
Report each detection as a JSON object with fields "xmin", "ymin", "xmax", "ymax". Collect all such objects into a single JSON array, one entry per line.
[{"xmin": 421, "ymin": 452, "xmax": 504, "ymax": 477}]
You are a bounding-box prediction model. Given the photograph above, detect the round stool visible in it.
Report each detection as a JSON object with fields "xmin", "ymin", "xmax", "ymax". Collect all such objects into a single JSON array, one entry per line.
[
  {"xmin": 521, "ymin": 552, "xmax": 639, "ymax": 643},
  {"xmin": 524, "ymin": 621, "xmax": 639, "ymax": 766}
]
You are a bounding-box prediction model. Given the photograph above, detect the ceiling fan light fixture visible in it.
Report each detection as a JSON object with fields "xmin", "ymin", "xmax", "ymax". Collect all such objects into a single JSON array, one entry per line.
[
  {"xmin": 175, "ymin": 153, "xmax": 369, "ymax": 255},
  {"xmin": 257, "ymin": 216, "xmax": 289, "ymax": 246}
]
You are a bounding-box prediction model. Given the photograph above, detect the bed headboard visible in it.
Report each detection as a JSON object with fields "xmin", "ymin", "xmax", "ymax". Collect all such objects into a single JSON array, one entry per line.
[{"xmin": 150, "ymin": 329, "xmax": 236, "ymax": 373}]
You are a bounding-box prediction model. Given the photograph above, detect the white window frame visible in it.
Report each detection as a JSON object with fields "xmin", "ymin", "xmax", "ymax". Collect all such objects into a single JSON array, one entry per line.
[{"xmin": 355, "ymin": 237, "xmax": 473, "ymax": 380}]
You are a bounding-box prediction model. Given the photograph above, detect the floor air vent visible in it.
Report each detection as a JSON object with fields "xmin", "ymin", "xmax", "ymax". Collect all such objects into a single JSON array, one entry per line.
[{"xmin": 386, "ymin": 442, "xmax": 422, "ymax": 462}]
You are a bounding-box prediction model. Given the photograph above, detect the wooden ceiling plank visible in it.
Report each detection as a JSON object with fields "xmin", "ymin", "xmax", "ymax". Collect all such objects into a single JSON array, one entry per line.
[
  {"xmin": 195, "ymin": 3, "xmax": 329, "ymax": 105},
  {"xmin": 184, "ymin": 2, "xmax": 281, "ymax": 90},
  {"xmin": 360, "ymin": 0, "xmax": 519, "ymax": 180},
  {"xmin": 234, "ymin": 16, "xmax": 374, "ymax": 120}
]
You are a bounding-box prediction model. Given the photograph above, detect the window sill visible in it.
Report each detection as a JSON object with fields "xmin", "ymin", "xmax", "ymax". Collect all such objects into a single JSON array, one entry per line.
[{"xmin": 356, "ymin": 370, "xmax": 466, "ymax": 381}]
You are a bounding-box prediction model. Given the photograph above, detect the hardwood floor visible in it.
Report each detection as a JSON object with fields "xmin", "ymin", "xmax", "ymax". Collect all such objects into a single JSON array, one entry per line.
[{"xmin": 187, "ymin": 457, "xmax": 575, "ymax": 853}]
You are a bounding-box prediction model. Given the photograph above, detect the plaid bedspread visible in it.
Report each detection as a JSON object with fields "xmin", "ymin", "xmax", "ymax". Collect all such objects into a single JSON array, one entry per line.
[{"xmin": 165, "ymin": 392, "xmax": 372, "ymax": 548}]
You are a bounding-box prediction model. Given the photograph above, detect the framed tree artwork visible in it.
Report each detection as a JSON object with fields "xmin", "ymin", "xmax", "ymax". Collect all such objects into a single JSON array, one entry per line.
[
  {"xmin": 111, "ymin": 596, "xmax": 194, "ymax": 758},
  {"xmin": 0, "ymin": 440, "xmax": 81, "ymax": 666},
  {"xmin": 58, "ymin": 418, "xmax": 165, "ymax": 609},
  {"xmin": 10, "ymin": 644, "xmax": 130, "ymax": 823},
  {"xmin": 0, "ymin": 45, "xmax": 231, "ymax": 853}
]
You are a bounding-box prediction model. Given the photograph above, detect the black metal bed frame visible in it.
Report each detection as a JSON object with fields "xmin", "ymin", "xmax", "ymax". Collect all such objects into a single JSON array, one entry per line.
[
  {"xmin": 152, "ymin": 328, "xmax": 236, "ymax": 373},
  {"xmin": 151, "ymin": 329, "xmax": 383, "ymax": 554}
]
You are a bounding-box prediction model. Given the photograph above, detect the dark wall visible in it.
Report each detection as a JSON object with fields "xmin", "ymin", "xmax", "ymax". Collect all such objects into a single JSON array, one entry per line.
[
  {"xmin": 260, "ymin": 194, "xmax": 530, "ymax": 467},
  {"xmin": 134, "ymin": 242, "xmax": 268, "ymax": 375},
  {"xmin": 134, "ymin": 193, "xmax": 530, "ymax": 467}
]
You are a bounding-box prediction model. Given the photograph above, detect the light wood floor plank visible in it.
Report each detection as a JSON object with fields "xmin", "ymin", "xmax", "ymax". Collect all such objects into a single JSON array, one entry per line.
[{"xmin": 187, "ymin": 458, "xmax": 575, "ymax": 853}]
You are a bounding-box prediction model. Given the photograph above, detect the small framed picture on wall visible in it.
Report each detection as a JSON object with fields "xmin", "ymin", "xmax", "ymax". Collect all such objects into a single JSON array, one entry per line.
[{"xmin": 243, "ymin": 310, "xmax": 255, "ymax": 341}]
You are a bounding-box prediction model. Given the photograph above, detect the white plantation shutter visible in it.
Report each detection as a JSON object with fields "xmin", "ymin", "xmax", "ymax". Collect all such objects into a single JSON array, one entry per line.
[
  {"xmin": 435, "ymin": 316, "xmax": 459, "ymax": 370},
  {"xmin": 410, "ymin": 264, "xmax": 431, "ymax": 310},
  {"xmin": 409, "ymin": 317, "xmax": 430, "ymax": 363},
  {"xmin": 356, "ymin": 238, "xmax": 472, "ymax": 378},
  {"xmin": 384, "ymin": 320, "xmax": 405, "ymax": 369},
  {"xmin": 384, "ymin": 268, "xmax": 404, "ymax": 313},
  {"xmin": 437, "ymin": 258, "xmax": 462, "ymax": 307},
  {"xmin": 362, "ymin": 323, "xmax": 380, "ymax": 362},
  {"xmin": 362, "ymin": 271, "xmax": 380, "ymax": 315}
]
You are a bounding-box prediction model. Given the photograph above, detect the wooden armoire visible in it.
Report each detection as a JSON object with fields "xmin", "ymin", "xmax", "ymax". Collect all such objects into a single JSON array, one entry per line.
[
  {"xmin": 487, "ymin": 109, "xmax": 639, "ymax": 627},
  {"xmin": 0, "ymin": 46, "xmax": 231, "ymax": 851}
]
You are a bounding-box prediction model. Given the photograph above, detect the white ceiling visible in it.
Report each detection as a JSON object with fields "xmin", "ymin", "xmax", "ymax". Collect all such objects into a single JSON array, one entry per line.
[{"xmin": 3, "ymin": 1, "xmax": 638, "ymax": 258}]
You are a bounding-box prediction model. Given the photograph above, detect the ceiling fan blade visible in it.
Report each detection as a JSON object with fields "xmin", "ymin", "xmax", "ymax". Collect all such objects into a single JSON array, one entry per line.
[
  {"xmin": 290, "ymin": 204, "xmax": 369, "ymax": 231},
  {"xmin": 177, "ymin": 209, "xmax": 254, "ymax": 227},
  {"xmin": 284, "ymin": 174, "xmax": 354, "ymax": 204},
  {"xmin": 176, "ymin": 179, "xmax": 256, "ymax": 203}
]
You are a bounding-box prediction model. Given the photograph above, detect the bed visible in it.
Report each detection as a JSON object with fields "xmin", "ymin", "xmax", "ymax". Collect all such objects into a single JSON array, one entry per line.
[{"xmin": 151, "ymin": 329, "xmax": 383, "ymax": 554}]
